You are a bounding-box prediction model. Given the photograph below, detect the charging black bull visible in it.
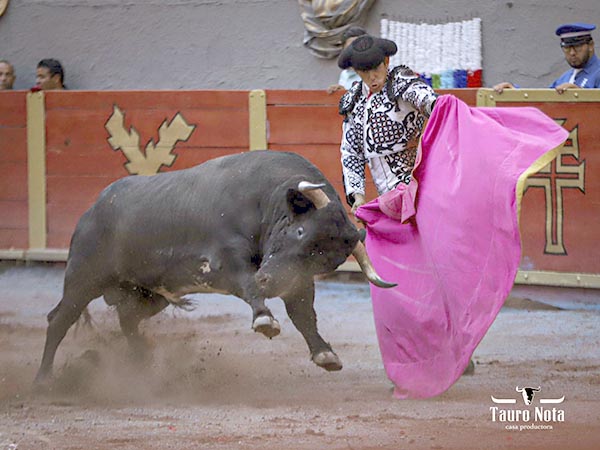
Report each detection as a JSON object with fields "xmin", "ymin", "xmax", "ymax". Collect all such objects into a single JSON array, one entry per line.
[{"xmin": 35, "ymin": 150, "xmax": 394, "ymax": 383}]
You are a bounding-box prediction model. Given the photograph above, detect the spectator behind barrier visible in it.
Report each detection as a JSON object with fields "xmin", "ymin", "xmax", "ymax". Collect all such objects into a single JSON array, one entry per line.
[
  {"xmin": 35, "ymin": 58, "xmax": 66, "ymax": 91},
  {"xmin": 0, "ymin": 59, "xmax": 15, "ymax": 90},
  {"xmin": 494, "ymin": 22, "xmax": 600, "ymax": 94},
  {"xmin": 327, "ymin": 26, "xmax": 368, "ymax": 94}
]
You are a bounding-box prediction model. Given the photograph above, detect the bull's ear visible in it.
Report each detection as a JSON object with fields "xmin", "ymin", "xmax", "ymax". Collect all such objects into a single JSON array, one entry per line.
[{"xmin": 286, "ymin": 189, "xmax": 315, "ymax": 215}]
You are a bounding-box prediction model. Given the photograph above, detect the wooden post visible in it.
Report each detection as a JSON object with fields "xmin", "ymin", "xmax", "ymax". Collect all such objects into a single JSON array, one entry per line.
[
  {"xmin": 26, "ymin": 91, "xmax": 47, "ymax": 251},
  {"xmin": 248, "ymin": 89, "xmax": 267, "ymax": 150}
]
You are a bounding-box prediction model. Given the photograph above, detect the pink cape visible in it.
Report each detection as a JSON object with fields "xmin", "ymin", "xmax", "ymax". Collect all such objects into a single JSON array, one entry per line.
[{"xmin": 355, "ymin": 95, "xmax": 568, "ymax": 399}]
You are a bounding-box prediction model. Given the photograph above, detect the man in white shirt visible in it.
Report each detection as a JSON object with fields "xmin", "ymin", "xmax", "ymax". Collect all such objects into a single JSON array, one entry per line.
[{"xmin": 327, "ymin": 26, "xmax": 367, "ymax": 94}]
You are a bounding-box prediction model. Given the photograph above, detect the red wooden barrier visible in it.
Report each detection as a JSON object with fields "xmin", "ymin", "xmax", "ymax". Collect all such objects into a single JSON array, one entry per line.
[
  {"xmin": 266, "ymin": 90, "xmax": 364, "ymax": 208},
  {"xmin": 0, "ymin": 91, "xmax": 28, "ymax": 250},
  {"xmin": 43, "ymin": 90, "xmax": 249, "ymax": 248},
  {"xmin": 2, "ymin": 88, "xmax": 598, "ymax": 290},
  {"xmin": 486, "ymin": 95, "xmax": 600, "ymax": 275}
]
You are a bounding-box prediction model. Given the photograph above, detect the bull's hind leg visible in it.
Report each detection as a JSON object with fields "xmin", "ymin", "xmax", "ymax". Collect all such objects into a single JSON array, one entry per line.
[
  {"xmin": 282, "ymin": 282, "xmax": 342, "ymax": 371},
  {"xmin": 35, "ymin": 283, "xmax": 101, "ymax": 384},
  {"xmin": 105, "ymin": 285, "xmax": 169, "ymax": 355}
]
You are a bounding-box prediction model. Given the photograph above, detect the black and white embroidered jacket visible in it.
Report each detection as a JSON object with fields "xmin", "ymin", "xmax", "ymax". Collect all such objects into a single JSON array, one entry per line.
[{"xmin": 338, "ymin": 65, "xmax": 437, "ymax": 205}]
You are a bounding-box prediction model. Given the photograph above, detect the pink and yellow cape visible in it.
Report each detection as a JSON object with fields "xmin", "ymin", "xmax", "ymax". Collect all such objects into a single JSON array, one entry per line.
[{"xmin": 356, "ymin": 95, "xmax": 568, "ymax": 399}]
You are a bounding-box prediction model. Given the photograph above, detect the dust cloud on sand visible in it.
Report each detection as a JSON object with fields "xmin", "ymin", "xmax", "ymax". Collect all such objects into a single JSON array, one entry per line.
[{"xmin": 1, "ymin": 262, "xmax": 599, "ymax": 450}]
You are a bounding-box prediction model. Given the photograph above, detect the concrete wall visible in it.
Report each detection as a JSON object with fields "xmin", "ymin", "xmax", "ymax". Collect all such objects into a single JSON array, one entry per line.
[{"xmin": 1, "ymin": 0, "xmax": 599, "ymax": 91}]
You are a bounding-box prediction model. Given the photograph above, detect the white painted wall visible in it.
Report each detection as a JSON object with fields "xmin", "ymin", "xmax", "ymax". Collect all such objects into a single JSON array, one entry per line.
[{"xmin": 1, "ymin": 0, "xmax": 599, "ymax": 91}]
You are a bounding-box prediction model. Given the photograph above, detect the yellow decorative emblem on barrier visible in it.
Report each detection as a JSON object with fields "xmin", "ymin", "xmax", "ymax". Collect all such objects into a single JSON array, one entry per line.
[
  {"xmin": 105, "ymin": 105, "xmax": 195, "ymax": 175},
  {"xmin": 524, "ymin": 120, "xmax": 585, "ymax": 255},
  {"xmin": 0, "ymin": 0, "xmax": 9, "ymax": 18}
]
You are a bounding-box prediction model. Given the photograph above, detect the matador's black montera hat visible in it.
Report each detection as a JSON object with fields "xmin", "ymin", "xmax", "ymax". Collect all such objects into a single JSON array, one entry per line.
[{"xmin": 337, "ymin": 35, "xmax": 398, "ymax": 71}]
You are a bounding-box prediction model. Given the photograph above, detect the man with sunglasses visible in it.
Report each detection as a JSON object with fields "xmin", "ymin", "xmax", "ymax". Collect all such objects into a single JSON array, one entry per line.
[{"xmin": 494, "ymin": 22, "xmax": 600, "ymax": 94}]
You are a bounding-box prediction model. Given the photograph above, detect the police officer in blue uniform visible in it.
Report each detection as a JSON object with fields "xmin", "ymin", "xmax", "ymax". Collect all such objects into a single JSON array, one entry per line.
[
  {"xmin": 551, "ymin": 23, "xmax": 600, "ymax": 92},
  {"xmin": 494, "ymin": 22, "xmax": 600, "ymax": 94}
]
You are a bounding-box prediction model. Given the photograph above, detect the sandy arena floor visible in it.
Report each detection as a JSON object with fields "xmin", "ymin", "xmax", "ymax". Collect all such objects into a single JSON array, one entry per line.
[{"xmin": 0, "ymin": 262, "xmax": 599, "ymax": 450}]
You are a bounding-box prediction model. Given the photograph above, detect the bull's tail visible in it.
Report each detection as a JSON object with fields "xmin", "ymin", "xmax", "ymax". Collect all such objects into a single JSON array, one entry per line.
[
  {"xmin": 165, "ymin": 296, "xmax": 195, "ymax": 312},
  {"xmin": 153, "ymin": 288, "xmax": 196, "ymax": 312}
]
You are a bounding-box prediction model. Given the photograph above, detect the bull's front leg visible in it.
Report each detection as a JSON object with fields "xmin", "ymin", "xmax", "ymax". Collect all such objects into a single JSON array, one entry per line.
[
  {"xmin": 207, "ymin": 248, "xmax": 281, "ymax": 339},
  {"xmin": 247, "ymin": 286, "xmax": 280, "ymax": 338},
  {"xmin": 231, "ymin": 271, "xmax": 281, "ymax": 339},
  {"xmin": 251, "ymin": 310, "xmax": 281, "ymax": 338},
  {"xmin": 281, "ymin": 281, "xmax": 342, "ymax": 372}
]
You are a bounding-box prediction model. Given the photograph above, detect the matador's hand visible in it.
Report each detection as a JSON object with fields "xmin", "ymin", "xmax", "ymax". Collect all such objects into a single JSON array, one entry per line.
[{"xmin": 351, "ymin": 193, "xmax": 367, "ymax": 225}]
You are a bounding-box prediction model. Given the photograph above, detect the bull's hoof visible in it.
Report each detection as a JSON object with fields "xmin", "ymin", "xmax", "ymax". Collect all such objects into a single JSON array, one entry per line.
[
  {"xmin": 312, "ymin": 351, "xmax": 343, "ymax": 371},
  {"xmin": 252, "ymin": 315, "xmax": 281, "ymax": 339},
  {"xmin": 32, "ymin": 372, "xmax": 54, "ymax": 393},
  {"xmin": 462, "ymin": 359, "xmax": 475, "ymax": 376}
]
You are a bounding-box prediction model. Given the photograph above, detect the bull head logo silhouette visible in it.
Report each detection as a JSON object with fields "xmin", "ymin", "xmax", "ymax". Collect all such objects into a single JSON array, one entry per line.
[
  {"xmin": 491, "ymin": 386, "xmax": 564, "ymax": 405},
  {"xmin": 516, "ymin": 386, "xmax": 541, "ymax": 405}
]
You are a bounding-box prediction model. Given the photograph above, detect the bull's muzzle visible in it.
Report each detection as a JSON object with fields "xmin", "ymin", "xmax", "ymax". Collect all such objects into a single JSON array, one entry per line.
[{"xmin": 255, "ymin": 271, "xmax": 272, "ymax": 289}]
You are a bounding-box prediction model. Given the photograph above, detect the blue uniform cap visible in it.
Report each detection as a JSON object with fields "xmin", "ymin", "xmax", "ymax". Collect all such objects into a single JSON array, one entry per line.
[{"xmin": 556, "ymin": 23, "xmax": 595, "ymax": 46}]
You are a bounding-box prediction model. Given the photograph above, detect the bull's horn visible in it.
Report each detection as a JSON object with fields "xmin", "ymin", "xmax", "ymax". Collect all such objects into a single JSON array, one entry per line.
[
  {"xmin": 516, "ymin": 387, "xmax": 523, "ymax": 392},
  {"xmin": 298, "ymin": 182, "xmax": 330, "ymax": 209},
  {"xmin": 352, "ymin": 241, "xmax": 397, "ymax": 288}
]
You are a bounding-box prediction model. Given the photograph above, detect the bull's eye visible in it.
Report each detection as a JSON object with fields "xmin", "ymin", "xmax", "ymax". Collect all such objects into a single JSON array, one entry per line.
[{"xmin": 297, "ymin": 226, "xmax": 305, "ymax": 239}]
